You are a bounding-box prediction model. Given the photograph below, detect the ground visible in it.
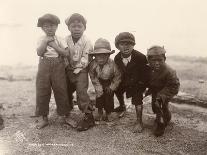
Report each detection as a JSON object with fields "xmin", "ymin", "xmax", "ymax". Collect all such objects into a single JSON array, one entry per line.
[
  {"xmin": 0, "ymin": 57, "xmax": 207, "ymax": 155},
  {"xmin": 0, "ymin": 80, "xmax": 207, "ymax": 155}
]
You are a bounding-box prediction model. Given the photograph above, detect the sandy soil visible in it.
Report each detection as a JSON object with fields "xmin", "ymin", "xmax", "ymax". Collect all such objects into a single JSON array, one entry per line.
[{"xmin": 0, "ymin": 80, "xmax": 207, "ymax": 155}]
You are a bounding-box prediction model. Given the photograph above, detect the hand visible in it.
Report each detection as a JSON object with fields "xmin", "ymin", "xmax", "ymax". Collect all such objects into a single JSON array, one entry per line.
[
  {"xmin": 73, "ymin": 68, "xmax": 82, "ymax": 74},
  {"xmin": 48, "ymin": 41, "xmax": 58, "ymax": 49},
  {"xmin": 154, "ymin": 100, "xmax": 161, "ymax": 108},
  {"xmin": 45, "ymin": 36, "xmax": 54, "ymax": 43},
  {"xmin": 104, "ymin": 87, "xmax": 113, "ymax": 94}
]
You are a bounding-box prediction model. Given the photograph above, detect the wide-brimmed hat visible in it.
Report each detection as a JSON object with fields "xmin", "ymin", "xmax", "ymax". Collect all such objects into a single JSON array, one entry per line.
[
  {"xmin": 89, "ymin": 38, "xmax": 115, "ymax": 55},
  {"xmin": 37, "ymin": 14, "xmax": 60, "ymax": 27},
  {"xmin": 147, "ymin": 45, "xmax": 166, "ymax": 56}
]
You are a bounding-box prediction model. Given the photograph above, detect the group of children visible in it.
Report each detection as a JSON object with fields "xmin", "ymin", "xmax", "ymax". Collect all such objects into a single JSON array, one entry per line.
[{"xmin": 35, "ymin": 13, "xmax": 180, "ymax": 137}]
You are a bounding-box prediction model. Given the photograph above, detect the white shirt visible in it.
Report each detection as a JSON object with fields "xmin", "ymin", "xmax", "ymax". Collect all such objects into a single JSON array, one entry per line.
[
  {"xmin": 122, "ymin": 55, "xmax": 131, "ymax": 66},
  {"xmin": 37, "ymin": 35, "xmax": 67, "ymax": 57},
  {"xmin": 65, "ymin": 35, "xmax": 93, "ymax": 69}
]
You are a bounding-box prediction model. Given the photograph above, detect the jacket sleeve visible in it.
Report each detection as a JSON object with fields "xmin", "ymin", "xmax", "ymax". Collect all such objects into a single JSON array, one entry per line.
[
  {"xmin": 89, "ymin": 62, "xmax": 103, "ymax": 98},
  {"xmin": 81, "ymin": 40, "xmax": 93, "ymax": 68},
  {"xmin": 157, "ymin": 70, "xmax": 180, "ymax": 104},
  {"xmin": 109, "ymin": 63, "xmax": 122, "ymax": 91}
]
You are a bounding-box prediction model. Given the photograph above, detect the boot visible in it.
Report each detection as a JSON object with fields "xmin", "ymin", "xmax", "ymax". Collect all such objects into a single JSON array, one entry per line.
[
  {"xmin": 77, "ymin": 113, "xmax": 95, "ymax": 131},
  {"xmin": 133, "ymin": 105, "xmax": 144, "ymax": 133},
  {"xmin": 154, "ymin": 115, "xmax": 165, "ymax": 137}
]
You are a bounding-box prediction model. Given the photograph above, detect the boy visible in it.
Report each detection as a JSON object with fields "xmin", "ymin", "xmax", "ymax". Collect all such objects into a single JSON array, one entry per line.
[
  {"xmin": 146, "ymin": 45, "xmax": 180, "ymax": 136},
  {"xmin": 89, "ymin": 38, "xmax": 121, "ymax": 121},
  {"xmin": 64, "ymin": 13, "xmax": 94, "ymax": 131},
  {"xmin": 36, "ymin": 13, "xmax": 70, "ymax": 129},
  {"xmin": 114, "ymin": 32, "xmax": 150, "ymax": 133}
]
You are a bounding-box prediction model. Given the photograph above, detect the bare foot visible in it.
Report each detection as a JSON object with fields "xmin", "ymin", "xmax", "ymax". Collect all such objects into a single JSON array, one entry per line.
[
  {"xmin": 36, "ymin": 119, "xmax": 49, "ymax": 129},
  {"xmin": 133, "ymin": 122, "xmax": 144, "ymax": 133}
]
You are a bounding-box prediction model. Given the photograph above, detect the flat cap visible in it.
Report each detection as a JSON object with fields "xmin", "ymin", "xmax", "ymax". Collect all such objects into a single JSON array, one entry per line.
[
  {"xmin": 147, "ymin": 45, "xmax": 166, "ymax": 56},
  {"xmin": 37, "ymin": 13, "xmax": 60, "ymax": 27},
  {"xmin": 65, "ymin": 13, "xmax": 86, "ymax": 28},
  {"xmin": 115, "ymin": 32, "xmax": 135, "ymax": 48}
]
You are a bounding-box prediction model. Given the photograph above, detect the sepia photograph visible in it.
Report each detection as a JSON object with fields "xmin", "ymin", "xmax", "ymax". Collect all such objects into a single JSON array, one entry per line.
[{"xmin": 0, "ymin": 0, "xmax": 207, "ymax": 154}]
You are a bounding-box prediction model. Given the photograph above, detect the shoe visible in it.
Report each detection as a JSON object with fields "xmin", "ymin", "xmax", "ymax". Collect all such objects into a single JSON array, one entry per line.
[
  {"xmin": 154, "ymin": 121, "xmax": 165, "ymax": 137},
  {"xmin": 113, "ymin": 106, "xmax": 126, "ymax": 112},
  {"xmin": 77, "ymin": 113, "xmax": 95, "ymax": 131}
]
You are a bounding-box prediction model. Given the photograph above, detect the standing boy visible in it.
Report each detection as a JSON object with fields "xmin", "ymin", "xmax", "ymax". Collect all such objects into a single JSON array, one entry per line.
[
  {"xmin": 146, "ymin": 45, "xmax": 180, "ymax": 136},
  {"xmin": 36, "ymin": 13, "xmax": 70, "ymax": 129},
  {"xmin": 114, "ymin": 32, "xmax": 150, "ymax": 133},
  {"xmin": 65, "ymin": 13, "xmax": 94, "ymax": 131},
  {"xmin": 89, "ymin": 38, "xmax": 121, "ymax": 121}
]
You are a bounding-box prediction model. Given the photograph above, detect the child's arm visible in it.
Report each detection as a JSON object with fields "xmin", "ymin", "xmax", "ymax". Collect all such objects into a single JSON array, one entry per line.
[
  {"xmin": 36, "ymin": 36, "xmax": 54, "ymax": 56},
  {"xmin": 48, "ymin": 41, "xmax": 69, "ymax": 57},
  {"xmin": 109, "ymin": 63, "xmax": 122, "ymax": 91},
  {"xmin": 157, "ymin": 70, "xmax": 180, "ymax": 104},
  {"xmin": 89, "ymin": 62, "xmax": 103, "ymax": 98}
]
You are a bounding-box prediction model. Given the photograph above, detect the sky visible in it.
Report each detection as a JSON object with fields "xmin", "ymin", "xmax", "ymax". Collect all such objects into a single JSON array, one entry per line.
[{"xmin": 0, "ymin": 0, "xmax": 207, "ymax": 65}]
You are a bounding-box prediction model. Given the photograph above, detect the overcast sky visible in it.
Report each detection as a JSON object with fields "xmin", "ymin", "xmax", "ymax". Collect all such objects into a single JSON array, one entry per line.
[{"xmin": 0, "ymin": 0, "xmax": 207, "ymax": 65}]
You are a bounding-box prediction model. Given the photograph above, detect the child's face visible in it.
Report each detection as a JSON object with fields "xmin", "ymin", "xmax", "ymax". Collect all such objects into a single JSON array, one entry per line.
[
  {"xmin": 42, "ymin": 22, "xmax": 58, "ymax": 36},
  {"xmin": 148, "ymin": 55, "xmax": 165, "ymax": 72},
  {"xmin": 95, "ymin": 54, "xmax": 110, "ymax": 66},
  {"xmin": 68, "ymin": 20, "xmax": 85, "ymax": 39},
  {"xmin": 118, "ymin": 41, "xmax": 134, "ymax": 58}
]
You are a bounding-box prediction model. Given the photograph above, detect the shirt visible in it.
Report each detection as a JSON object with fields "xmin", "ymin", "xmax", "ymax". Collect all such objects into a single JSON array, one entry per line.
[
  {"xmin": 122, "ymin": 55, "xmax": 131, "ymax": 66},
  {"xmin": 37, "ymin": 35, "xmax": 68, "ymax": 57},
  {"xmin": 89, "ymin": 58, "xmax": 121, "ymax": 97},
  {"xmin": 65, "ymin": 34, "xmax": 93, "ymax": 70}
]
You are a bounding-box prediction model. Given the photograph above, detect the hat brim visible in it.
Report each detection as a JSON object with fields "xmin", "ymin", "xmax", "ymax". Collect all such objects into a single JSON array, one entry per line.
[{"xmin": 89, "ymin": 49, "xmax": 115, "ymax": 55}]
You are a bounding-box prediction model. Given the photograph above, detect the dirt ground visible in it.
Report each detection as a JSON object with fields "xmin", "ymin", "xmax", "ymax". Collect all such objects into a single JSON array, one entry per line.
[{"xmin": 0, "ymin": 80, "xmax": 207, "ymax": 155}]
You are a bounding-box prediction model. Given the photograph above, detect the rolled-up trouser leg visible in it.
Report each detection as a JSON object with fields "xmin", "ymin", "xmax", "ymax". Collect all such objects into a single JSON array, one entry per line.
[
  {"xmin": 65, "ymin": 70, "xmax": 75, "ymax": 110},
  {"xmin": 104, "ymin": 92, "xmax": 114, "ymax": 114},
  {"xmin": 51, "ymin": 61, "xmax": 71, "ymax": 116},
  {"xmin": 96, "ymin": 95, "xmax": 105, "ymax": 110},
  {"xmin": 36, "ymin": 59, "xmax": 51, "ymax": 116},
  {"xmin": 75, "ymin": 71, "xmax": 91, "ymax": 113}
]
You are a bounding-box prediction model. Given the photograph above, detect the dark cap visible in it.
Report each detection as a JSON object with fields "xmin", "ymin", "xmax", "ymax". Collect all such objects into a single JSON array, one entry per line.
[
  {"xmin": 115, "ymin": 32, "xmax": 135, "ymax": 48},
  {"xmin": 65, "ymin": 13, "xmax": 86, "ymax": 28},
  {"xmin": 147, "ymin": 45, "xmax": 166, "ymax": 56},
  {"xmin": 37, "ymin": 14, "xmax": 60, "ymax": 27}
]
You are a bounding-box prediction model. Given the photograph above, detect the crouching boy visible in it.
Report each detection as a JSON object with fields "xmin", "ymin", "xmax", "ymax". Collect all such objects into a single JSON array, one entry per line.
[
  {"xmin": 146, "ymin": 45, "xmax": 180, "ymax": 136},
  {"xmin": 89, "ymin": 38, "xmax": 121, "ymax": 121},
  {"xmin": 114, "ymin": 32, "xmax": 150, "ymax": 133},
  {"xmin": 36, "ymin": 14, "xmax": 70, "ymax": 129}
]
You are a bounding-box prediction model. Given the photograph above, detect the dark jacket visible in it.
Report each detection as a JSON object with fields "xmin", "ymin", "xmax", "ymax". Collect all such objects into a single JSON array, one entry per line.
[
  {"xmin": 114, "ymin": 49, "xmax": 150, "ymax": 97},
  {"xmin": 148, "ymin": 64, "xmax": 180, "ymax": 104}
]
